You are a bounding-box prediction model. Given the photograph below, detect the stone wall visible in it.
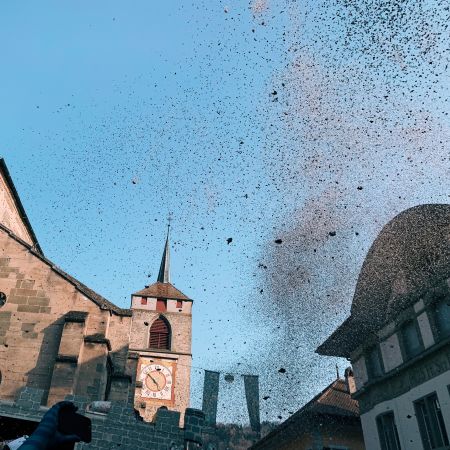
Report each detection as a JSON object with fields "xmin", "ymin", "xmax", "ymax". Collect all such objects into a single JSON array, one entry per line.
[
  {"xmin": 0, "ymin": 387, "xmax": 205, "ymax": 450},
  {"xmin": 0, "ymin": 229, "xmax": 134, "ymax": 405},
  {"xmin": 130, "ymin": 309, "xmax": 192, "ymax": 423},
  {"xmin": 0, "ymin": 169, "xmax": 34, "ymax": 247}
]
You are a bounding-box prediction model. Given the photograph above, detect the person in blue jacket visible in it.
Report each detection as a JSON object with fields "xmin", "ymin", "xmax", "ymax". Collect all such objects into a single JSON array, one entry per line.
[{"xmin": 17, "ymin": 402, "xmax": 81, "ymax": 450}]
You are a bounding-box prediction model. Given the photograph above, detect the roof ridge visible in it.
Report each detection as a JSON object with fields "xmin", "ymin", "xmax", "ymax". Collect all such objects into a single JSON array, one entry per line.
[
  {"xmin": 0, "ymin": 158, "xmax": 43, "ymax": 255},
  {"xmin": 0, "ymin": 223, "xmax": 131, "ymax": 316},
  {"xmin": 133, "ymin": 280, "xmax": 192, "ymax": 301}
]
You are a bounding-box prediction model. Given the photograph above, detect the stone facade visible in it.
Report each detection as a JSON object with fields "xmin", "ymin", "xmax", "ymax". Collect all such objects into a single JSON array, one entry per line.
[
  {"xmin": 130, "ymin": 304, "xmax": 192, "ymax": 423},
  {"xmin": 0, "ymin": 232, "xmax": 132, "ymax": 405},
  {"xmin": 0, "ymin": 386, "xmax": 205, "ymax": 449},
  {"xmin": 0, "ymin": 162, "xmax": 36, "ymax": 249},
  {"xmin": 0, "ymin": 159, "xmax": 203, "ymax": 448}
]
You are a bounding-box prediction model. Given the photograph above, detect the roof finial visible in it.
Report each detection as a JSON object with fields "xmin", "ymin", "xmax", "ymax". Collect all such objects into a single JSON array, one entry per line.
[{"xmin": 157, "ymin": 217, "xmax": 171, "ymax": 284}]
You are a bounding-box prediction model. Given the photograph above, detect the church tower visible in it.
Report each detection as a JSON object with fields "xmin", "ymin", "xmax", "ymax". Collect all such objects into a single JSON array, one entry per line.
[{"xmin": 130, "ymin": 227, "xmax": 193, "ymax": 423}]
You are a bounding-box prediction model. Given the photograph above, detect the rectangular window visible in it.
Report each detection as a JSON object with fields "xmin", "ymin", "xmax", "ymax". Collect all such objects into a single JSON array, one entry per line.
[
  {"xmin": 414, "ymin": 392, "xmax": 449, "ymax": 450},
  {"xmin": 140, "ymin": 297, "xmax": 147, "ymax": 305},
  {"xmin": 400, "ymin": 320, "xmax": 423, "ymax": 360},
  {"xmin": 376, "ymin": 412, "xmax": 401, "ymax": 450},
  {"xmin": 434, "ymin": 298, "xmax": 450, "ymax": 340},
  {"xmin": 156, "ymin": 299, "xmax": 167, "ymax": 312},
  {"xmin": 366, "ymin": 346, "xmax": 384, "ymax": 379},
  {"xmin": 176, "ymin": 300, "xmax": 182, "ymax": 309}
]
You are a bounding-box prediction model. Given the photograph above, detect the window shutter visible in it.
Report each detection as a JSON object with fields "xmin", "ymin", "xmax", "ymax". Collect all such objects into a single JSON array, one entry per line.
[{"xmin": 149, "ymin": 317, "xmax": 170, "ymax": 350}]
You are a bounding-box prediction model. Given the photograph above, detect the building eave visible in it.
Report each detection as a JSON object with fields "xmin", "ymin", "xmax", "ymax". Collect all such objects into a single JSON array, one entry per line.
[
  {"xmin": 0, "ymin": 158, "xmax": 43, "ymax": 255},
  {"xmin": 0, "ymin": 223, "xmax": 132, "ymax": 317}
]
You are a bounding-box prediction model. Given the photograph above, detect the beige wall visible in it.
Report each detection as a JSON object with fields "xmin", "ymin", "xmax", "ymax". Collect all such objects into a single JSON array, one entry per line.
[
  {"xmin": 353, "ymin": 356, "xmax": 368, "ymax": 389},
  {"xmin": 129, "ymin": 309, "xmax": 192, "ymax": 355},
  {"xmin": 130, "ymin": 307, "xmax": 192, "ymax": 424},
  {"xmin": 380, "ymin": 333, "xmax": 403, "ymax": 372},
  {"xmin": 0, "ymin": 229, "xmax": 131, "ymax": 405},
  {"xmin": 0, "ymin": 171, "xmax": 34, "ymax": 247}
]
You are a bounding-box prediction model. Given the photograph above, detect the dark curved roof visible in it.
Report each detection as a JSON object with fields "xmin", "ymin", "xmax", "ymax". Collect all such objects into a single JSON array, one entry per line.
[{"xmin": 318, "ymin": 204, "xmax": 450, "ymax": 357}]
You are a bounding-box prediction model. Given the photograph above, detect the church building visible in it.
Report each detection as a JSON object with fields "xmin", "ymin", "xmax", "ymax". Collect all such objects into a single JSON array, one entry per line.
[{"xmin": 0, "ymin": 158, "xmax": 203, "ymax": 448}]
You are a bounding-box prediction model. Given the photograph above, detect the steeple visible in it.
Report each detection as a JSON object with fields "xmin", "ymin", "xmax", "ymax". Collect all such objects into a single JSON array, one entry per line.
[{"xmin": 157, "ymin": 225, "xmax": 171, "ymax": 283}]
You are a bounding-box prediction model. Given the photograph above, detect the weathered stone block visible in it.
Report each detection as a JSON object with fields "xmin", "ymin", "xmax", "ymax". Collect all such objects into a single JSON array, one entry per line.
[
  {"xmin": 17, "ymin": 305, "xmax": 40, "ymax": 313},
  {"xmin": 21, "ymin": 323, "xmax": 36, "ymax": 332},
  {"xmin": 22, "ymin": 331, "xmax": 38, "ymax": 339},
  {"xmin": 13, "ymin": 288, "xmax": 37, "ymax": 297},
  {"xmin": 28, "ymin": 297, "xmax": 50, "ymax": 306},
  {"xmin": 21, "ymin": 280, "xmax": 36, "ymax": 289},
  {"xmin": 9, "ymin": 295, "xmax": 28, "ymax": 304}
]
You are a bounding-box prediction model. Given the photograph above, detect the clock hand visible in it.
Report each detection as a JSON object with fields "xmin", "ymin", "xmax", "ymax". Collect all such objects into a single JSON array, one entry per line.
[{"xmin": 147, "ymin": 373, "xmax": 160, "ymax": 390}]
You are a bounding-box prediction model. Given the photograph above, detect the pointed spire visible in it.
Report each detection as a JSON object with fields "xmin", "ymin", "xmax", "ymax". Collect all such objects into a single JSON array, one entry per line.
[{"xmin": 157, "ymin": 224, "xmax": 171, "ymax": 283}]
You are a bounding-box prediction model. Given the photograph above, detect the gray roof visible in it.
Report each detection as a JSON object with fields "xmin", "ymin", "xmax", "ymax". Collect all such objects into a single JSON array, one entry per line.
[{"xmin": 318, "ymin": 204, "xmax": 450, "ymax": 357}]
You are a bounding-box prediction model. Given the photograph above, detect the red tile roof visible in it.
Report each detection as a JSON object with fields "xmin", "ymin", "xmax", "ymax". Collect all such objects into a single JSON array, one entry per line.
[
  {"xmin": 133, "ymin": 282, "xmax": 191, "ymax": 301},
  {"xmin": 310, "ymin": 378, "xmax": 359, "ymax": 416},
  {"xmin": 251, "ymin": 378, "xmax": 360, "ymax": 450}
]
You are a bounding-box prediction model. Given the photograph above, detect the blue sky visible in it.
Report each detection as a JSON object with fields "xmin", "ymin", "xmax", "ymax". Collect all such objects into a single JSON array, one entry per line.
[{"xmin": 1, "ymin": 0, "xmax": 449, "ymax": 423}]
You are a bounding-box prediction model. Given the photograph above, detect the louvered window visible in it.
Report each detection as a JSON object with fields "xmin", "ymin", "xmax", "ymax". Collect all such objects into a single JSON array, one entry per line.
[{"xmin": 149, "ymin": 317, "xmax": 171, "ymax": 350}]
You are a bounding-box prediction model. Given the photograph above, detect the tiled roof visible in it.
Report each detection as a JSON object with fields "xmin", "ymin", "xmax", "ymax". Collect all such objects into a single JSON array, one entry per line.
[
  {"xmin": 251, "ymin": 378, "xmax": 359, "ymax": 449},
  {"xmin": 310, "ymin": 378, "xmax": 359, "ymax": 416},
  {"xmin": 133, "ymin": 282, "xmax": 191, "ymax": 301}
]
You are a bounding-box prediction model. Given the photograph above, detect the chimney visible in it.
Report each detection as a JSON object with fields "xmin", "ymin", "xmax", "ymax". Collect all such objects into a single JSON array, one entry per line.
[{"xmin": 344, "ymin": 367, "xmax": 356, "ymax": 394}]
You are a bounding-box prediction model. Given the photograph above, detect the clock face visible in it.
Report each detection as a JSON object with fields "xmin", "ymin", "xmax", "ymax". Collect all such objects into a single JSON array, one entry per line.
[{"xmin": 140, "ymin": 363, "xmax": 173, "ymax": 400}]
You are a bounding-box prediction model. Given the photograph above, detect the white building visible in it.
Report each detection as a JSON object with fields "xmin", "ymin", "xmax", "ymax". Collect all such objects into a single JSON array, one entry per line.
[{"xmin": 317, "ymin": 204, "xmax": 450, "ymax": 450}]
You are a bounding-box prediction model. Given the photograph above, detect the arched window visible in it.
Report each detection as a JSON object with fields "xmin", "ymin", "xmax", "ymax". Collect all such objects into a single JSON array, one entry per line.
[{"xmin": 149, "ymin": 316, "xmax": 171, "ymax": 350}]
